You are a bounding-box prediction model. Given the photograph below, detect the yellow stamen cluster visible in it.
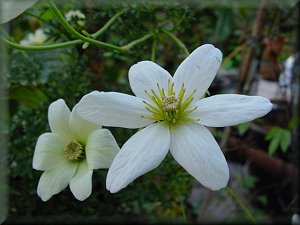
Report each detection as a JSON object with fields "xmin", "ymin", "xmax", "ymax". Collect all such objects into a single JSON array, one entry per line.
[
  {"xmin": 64, "ymin": 140, "xmax": 85, "ymax": 161},
  {"xmin": 142, "ymin": 80, "xmax": 198, "ymax": 131}
]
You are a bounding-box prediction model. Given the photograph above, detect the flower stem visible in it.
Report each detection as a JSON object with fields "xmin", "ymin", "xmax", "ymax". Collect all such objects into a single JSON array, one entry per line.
[
  {"xmin": 151, "ymin": 38, "xmax": 157, "ymax": 61},
  {"xmin": 121, "ymin": 33, "xmax": 153, "ymax": 52},
  {"xmin": 47, "ymin": 0, "xmax": 124, "ymax": 52},
  {"xmin": 0, "ymin": 36, "xmax": 83, "ymax": 51},
  {"xmin": 161, "ymin": 29, "xmax": 189, "ymax": 57},
  {"xmin": 222, "ymin": 43, "xmax": 247, "ymax": 66},
  {"xmin": 226, "ymin": 186, "xmax": 257, "ymax": 224},
  {"xmin": 0, "ymin": 4, "xmax": 150, "ymax": 52},
  {"xmin": 92, "ymin": 9, "xmax": 126, "ymax": 39}
]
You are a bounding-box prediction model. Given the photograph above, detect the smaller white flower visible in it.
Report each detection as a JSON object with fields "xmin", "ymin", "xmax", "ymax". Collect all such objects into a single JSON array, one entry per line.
[
  {"xmin": 65, "ymin": 10, "xmax": 86, "ymax": 27},
  {"xmin": 20, "ymin": 29, "xmax": 47, "ymax": 46},
  {"xmin": 32, "ymin": 99, "xmax": 120, "ymax": 201}
]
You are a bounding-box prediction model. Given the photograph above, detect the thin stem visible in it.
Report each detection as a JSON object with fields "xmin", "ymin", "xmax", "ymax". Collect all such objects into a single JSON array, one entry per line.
[
  {"xmin": 92, "ymin": 9, "xmax": 126, "ymax": 39},
  {"xmin": 226, "ymin": 186, "xmax": 257, "ymax": 224},
  {"xmin": 0, "ymin": 32, "xmax": 153, "ymax": 52},
  {"xmin": 121, "ymin": 33, "xmax": 153, "ymax": 51},
  {"xmin": 0, "ymin": 36, "xmax": 83, "ymax": 51},
  {"xmin": 161, "ymin": 29, "xmax": 189, "ymax": 57},
  {"xmin": 1, "ymin": 4, "xmax": 150, "ymax": 52},
  {"xmin": 222, "ymin": 43, "xmax": 247, "ymax": 66},
  {"xmin": 151, "ymin": 38, "xmax": 157, "ymax": 61},
  {"xmin": 47, "ymin": 0, "xmax": 123, "ymax": 52},
  {"xmin": 24, "ymin": 11, "xmax": 69, "ymax": 38}
]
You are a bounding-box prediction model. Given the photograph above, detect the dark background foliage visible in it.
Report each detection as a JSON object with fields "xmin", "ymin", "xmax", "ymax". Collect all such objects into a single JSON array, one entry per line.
[{"xmin": 1, "ymin": 0, "xmax": 299, "ymax": 224}]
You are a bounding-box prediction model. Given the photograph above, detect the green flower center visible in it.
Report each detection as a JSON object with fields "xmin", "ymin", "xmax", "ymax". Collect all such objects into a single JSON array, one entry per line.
[
  {"xmin": 64, "ymin": 140, "xmax": 85, "ymax": 162},
  {"xmin": 142, "ymin": 80, "xmax": 199, "ymax": 131}
]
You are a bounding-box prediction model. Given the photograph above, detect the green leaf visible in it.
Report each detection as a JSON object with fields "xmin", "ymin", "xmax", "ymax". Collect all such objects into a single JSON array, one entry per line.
[
  {"xmin": 214, "ymin": 9, "xmax": 234, "ymax": 41},
  {"xmin": 265, "ymin": 127, "xmax": 291, "ymax": 155},
  {"xmin": 267, "ymin": 131, "xmax": 281, "ymax": 156},
  {"xmin": 257, "ymin": 195, "xmax": 268, "ymax": 205},
  {"xmin": 40, "ymin": 9, "xmax": 54, "ymax": 21},
  {"xmin": 288, "ymin": 117, "xmax": 299, "ymax": 130},
  {"xmin": 236, "ymin": 122, "xmax": 250, "ymax": 136},
  {"xmin": 280, "ymin": 129, "xmax": 291, "ymax": 152},
  {"xmin": 242, "ymin": 175, "xmax": 259, "ymax": 189},
  {"xmin": 10, "ymin": 86, "xmax": 47, "ymax": 109}
]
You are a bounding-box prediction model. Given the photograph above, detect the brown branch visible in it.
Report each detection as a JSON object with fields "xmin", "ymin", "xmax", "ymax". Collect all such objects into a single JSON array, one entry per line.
[
  {"xmin": 237, "ymin": 0, "xmax": 268, "ymax": 93},
  {"xmin": 226, "ymin": 137, "xmax": 295, "ymax": 179}
]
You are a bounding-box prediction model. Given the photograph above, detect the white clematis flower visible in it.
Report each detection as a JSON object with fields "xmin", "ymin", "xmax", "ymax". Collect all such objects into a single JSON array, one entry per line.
[
  {"xmin": 20, "ymin": 28, "xmax": 47, "ymax": 46},
  {"xmin": 0, "ymin": 0, "xmax": 39, "ymax": 24},
  {"xmin": 33, "ymin": 99, "xmax": 120, "ymax": 201},
  {"xmin": 77, "ymin": 44, "xmax": 273, "ymax": 193}
]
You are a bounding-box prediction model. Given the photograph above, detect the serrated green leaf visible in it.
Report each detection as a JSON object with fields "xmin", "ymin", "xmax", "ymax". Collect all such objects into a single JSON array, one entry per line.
[
  {"xmin": 268, "ymin": 133, "xmax": 281, "ymax": 155},
  {"xmin": 265, "ymin": 127, "xmax": 280, "ymax": 141},
  {"xmin": 280, "ymin": 129, "xmax": 291, "ymax": 152}
]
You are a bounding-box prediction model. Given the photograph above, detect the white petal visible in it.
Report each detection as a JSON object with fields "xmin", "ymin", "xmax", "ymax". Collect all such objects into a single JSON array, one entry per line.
[
  {"xmin": 85, "ymin": 129, "xmax": 120, "ymax": 170},
  {"xmin": 191, "ymin": 94, "xmax": 273, "ymax": 127},
  {"xmin": 70, "ymin": 160, "xmax": 93, "ymax": 201},
  {"xmin": 48, "ymin": 99, "xmax": 72, "ymax": 140},
  {"xmin": 106, "ymin": 123, "xmax": 170, "ymax": 193},
  {"xmin": 77, "ymin": 91, "xmax": 153, "ymax": 129},
  {"xmin": 37, "ymin": 162, "xmax": 77, "ymax": 201},
  {"xmin": 69, "ymin": 104, "xmax": 101, "ymax": 145},
  {"xmin": 0, "ymin": 0, "xmax": 39, "ymax": 24},
  {"xmin": 129, "ymin": 61, "xmax": 172, "ymax": 100},
  {"xmin": 173, "ymin": 44, "xmax": 222, "ymax": 100},
  {"xmin": 170, "ymin": 123, "xmax": 229, "ymax": 190},
  {"xmin": 33, "ymin": 133, "xmax": 68, "ymax": 171}
]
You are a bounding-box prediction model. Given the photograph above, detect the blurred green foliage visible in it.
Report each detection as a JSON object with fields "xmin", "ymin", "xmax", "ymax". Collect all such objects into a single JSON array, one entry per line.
[{"xmin": 3, "ymin": 0, "xmax": 298, "ymax": 223}]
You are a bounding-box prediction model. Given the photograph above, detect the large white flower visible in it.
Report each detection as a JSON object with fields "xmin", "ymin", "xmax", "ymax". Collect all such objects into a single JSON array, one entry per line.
[
  {"xmin": 77, "ymin": 44, "xmax": 272, "ymax": 193},
  {"xmin": 33, "ymin": 99, "xmax": 120, "ymax": 201},
  {"xmin": 0, "ymin": 0, "xmax": 39, "ymax": 24}
]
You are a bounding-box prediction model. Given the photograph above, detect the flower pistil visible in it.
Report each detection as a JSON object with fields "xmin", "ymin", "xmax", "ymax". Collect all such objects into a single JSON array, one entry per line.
[
  {"xmin": 64, "ymin": 140, "xmax": 85, "ymax": 161},
  {"xmin": 142, "ymin": 80, "xmax": 198, "ymax": 130}
]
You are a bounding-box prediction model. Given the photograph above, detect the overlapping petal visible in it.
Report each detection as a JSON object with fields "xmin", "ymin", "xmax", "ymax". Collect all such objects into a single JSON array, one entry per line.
[
  {"xmin": 37, "ymin": 162, "xmax": 77, "ymax": 201},
  {"xmin": 48, "ymin": 99, "xmax": 73, "ymax": 140},
  {"xmin": 85, "ymin": 129, "xmax": 120, "ymax": 170},
  {"xmin": 69, "ymin": 160, "xmax": 93, "ymax": 201},
  {"xmin": 129, "ymin": 61, "xmax": 172, "ymax": 101},
  {"xmin": 173, "ymin": 44, "xmax": 222, "ymax": 100},
  {"xmin": 106, "ymin": 123, "xmax": 170, "ymax": 193},
  {"xmin": 0, "ymin": 0, "xmax": 39, "ymax": 24},
  {"xmin": 170, "ymin": 123, "xmax": 229, "ymax": 190},
  {"xmin": 69, "ymin": 104, "xmax": 101, "ymax": 144},
  {"xmin": 77, "ymin": 91, "xmax": 153, "ymax": 129},
  {"xmin": 191, "ymin": 94, "xmax": 273, "ymax": 127},
  {"xmin": 33, "ymin": 133, "xmax": 68, "ymax": 171}
]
